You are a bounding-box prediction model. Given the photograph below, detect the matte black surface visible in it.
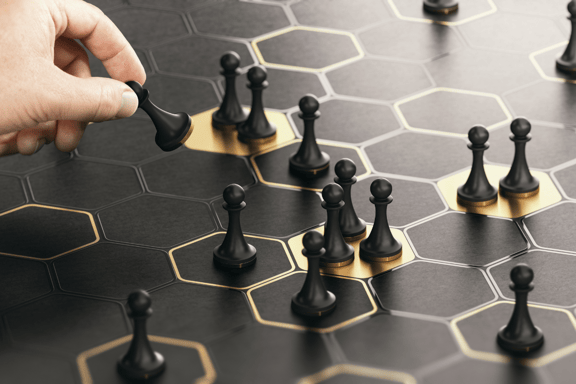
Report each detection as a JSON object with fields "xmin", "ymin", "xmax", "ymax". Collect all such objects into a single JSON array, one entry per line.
[
  {"xmin": 407, "ymin": 212, "xmax": 527, "ymax": 266},
  {"xmin": 0, "ymin": 256, "xmax": 52, "ymax": 311},
  {"xmin": 422, "ymin": 359, "xmax": 543, "ymax": 384},
  {"xmin": 291, "ymin": 0, "xmax": 390, "ymax": 30},
  {"xmin": 554, "ymin": 163, "xmax": 576, "ymax": 198},
  {"xmin": 0, "ymin": 174, "xmax": 25, "ymax": 213},
  {"xmin": 547, "ymin": 350, "xmax": 576, "ymax": 384},
  {"xmin": 524, "ymin": 202, "xmax": 576, "ymax": 252},
  {"xmin": 0, "ymin": 143, "xmax": 69, "ymax": 174},
  {"xmin": 0, "ymin": 351, "xmax": 77, "ymax": 384}
]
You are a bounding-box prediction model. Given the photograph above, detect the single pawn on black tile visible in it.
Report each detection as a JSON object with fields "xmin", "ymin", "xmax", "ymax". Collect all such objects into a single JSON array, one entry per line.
[
  {"xmin": 457, "ymin": 126, "xmax": 498, "ymax": 207},
  {"xmin": 334, "ymin": 158, "xmax": 366, "ymax": 242},
  {"xmin": 423, "ymin": 0, "xmax": 458, "ymax": 14},
  {"xmin": 125, "ymin": 81, "xmax": 193, "ymax": 152},
  {"xmin": 237, "ymin": 66, "xmax": 277, "ymax": 142},
  {"xmin": 289, "ymin": 95, "xmax": 330, "ymax": 178},
  {"xmin": 359, "ymin": 178, "xmax": 402, "ymax": 262},
  {"xmin": 118, "ymin": 290, "xmax": 165, "ymax": 380},
  {"xmin": 292, "ymin": 231, "xmax": 337, "ymax": 317},
  {"xmin": 321, "ymin": 183, "xmax": 355, "ymax": 268},
  {"xmin": 499, "ymin": 118, "xmax": 540, "ymax": 198},
  {"xmin": 213, "ymin": 184, "xmax": 257, "ymax": 268},
  {"xmin": 497, "ymin": 264, "xmax": 544, "ymax": 354},
  {"xmin": 556, "ymin": 1, "xmax": 576, "ymax": 73},
  {"xmin": 212, "ymin": 51, "xmax": 249, "ymax": 129}
]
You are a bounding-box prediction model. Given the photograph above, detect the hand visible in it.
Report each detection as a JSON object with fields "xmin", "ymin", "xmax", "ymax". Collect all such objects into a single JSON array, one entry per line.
[{"xmin": 0, "ymin": 0, "xmax": 146, "ymax": 156}]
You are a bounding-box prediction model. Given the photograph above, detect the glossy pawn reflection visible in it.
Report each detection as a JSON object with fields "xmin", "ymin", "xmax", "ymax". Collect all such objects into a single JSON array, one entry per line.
[
  {"xmin": 499, "ymin": 118, "xmax": 540, "ymax": 198},
  {"xmin": 457, "ymin": 126, "xmax": 498, "ymax": 207},
  {"xmin": 289, "ymin": 95, "xmax": 330, "ymax": 178},
  {"xmin": 556, "ymin": 0, "xmax": 576, "ymax": 73},
  {"xmin": 321, "ymin": 183, "xmax": 355, "ymax": 268},
  {"xmin": 213, "ymin": 184, "xmax": 257, "ymax": 268},
  {"xmin": 212, "ymin": 51, "xmax": 248, "ymax": 129},
  {"xmin": 292, "ymin": 231, "xmax": 337, "ymax": 317},
  {"xmin": 334, "ymin": 159, "xmax": 366, "ymax": 241},
  {"xmin": 423, "ymin": 0, "xmax": 458, "ymax": 14},
  {"xmin": 237, "ymin": 66, "xmax": 277, "ymax": 142},
  {"xmin": 360, "ymin": 178, "xmax": 402, "ymax": 262},
  {"xmin": 125, "ymin": 81, "xmax": 193, "ymax": 152},
  {"xmin": 497, "ymin": 264, "xmax": 544, "ymax": 353},
  {"xmin": 118, "ymin": 290, "xmax": 165, "ymax": 381}
]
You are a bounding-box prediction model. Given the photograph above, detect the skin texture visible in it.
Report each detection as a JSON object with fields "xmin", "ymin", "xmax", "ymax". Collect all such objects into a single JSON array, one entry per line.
[{"xmin": 0, "ymin": 0, "xmax": 146, "ymax": 156}]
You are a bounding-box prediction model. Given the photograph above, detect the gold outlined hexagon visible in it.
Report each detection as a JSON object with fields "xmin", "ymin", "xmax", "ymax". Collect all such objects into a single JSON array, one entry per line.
[
  {"xmin": 451, "ymin": 301, "xmax": 576, "ymax": 367},
  {"xmin": 247, "ymin": 271, "xmax": 377, "ymax": 333},
  {"xmin": 250, "ymin": 140, "xmax": 371, "ymax": 192},
  {"xmin": 437, "ymin": 165, "xmax": 562, "ymax": 218},
  {"xmin": 298, "ymin": 364, "xmax": 416, "ymax": 384},
  {"xmin": 394, "ymin": 87, "xmax": 512, "ymax": 138},
  {"xmin": 529, "ymin": 41, "xmax": 576, "ymax": 84},
  {"xmin": 387, "ymin": 0, "xmax": 497, "ymax": 26},
  {"xmin": 184, "ymin": 107, "xmax": 295, "ymax": 156},
  {"xmin": 288, "ymin": 225, "xmax": 415, "ymax": 279},
  {"xmin": 168, "ymin": 232, "xmax": 295, "ymax": 290},
  {"xmin": 0, "ymin": 204, "xmax": 99, "ymax": 260},
  {"xmin": 76, "ymin": 335, "xmax": 216, "ymax": 384},
  {"xmin": 252, "ymin": 26, "xmax": 364, "ymax": 73}
]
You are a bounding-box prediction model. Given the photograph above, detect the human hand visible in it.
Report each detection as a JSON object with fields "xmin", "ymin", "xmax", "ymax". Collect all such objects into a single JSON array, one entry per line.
[{"xmin": 0, "ymin": 0, "xmax": 146, "ymax": 156}]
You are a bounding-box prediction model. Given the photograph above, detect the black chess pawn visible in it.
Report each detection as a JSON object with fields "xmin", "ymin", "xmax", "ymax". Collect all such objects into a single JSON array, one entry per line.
[
  {"xmin": 556, "ymin": 1, "xmax": 576, "ymax": 73},
  {"xmin": 237, "ymin": 66, "xmax": 277, "ymax": 142},
  {"xmin": 359, "ymin": 178, "xmax": 402, "ymax": 262},
  {"xmin": 125, "ymin": 81, "xmax": 193, "ymax": 152},
  {"xmin": 213, "ymin": 184, "xmax": 257, "ymax": 268},
  {"xmin": 118, "ymin": 290, "xmax": 165, "ymax": 380},
  {"xmin": 212, "ymin": 51, "xmax": 249, "ymax": 129},
  {"xmin": 457, "ymin": 125, "xmax": 498, "ymax": 207},
  {"xmin": 292, "ymin": 231, "xmax": 337, "ymax": 317},
  {"xmin": 334, "ymin": 159, "xmax": 366, "ymax": 241},
  {"xmin": 321, "ymin": 183, "xmax": 355, "ymax": 268},
  {"xmin": 289, "ymin": 95, "xmax": 330, "ymax": 178},
  {"xmin": 423, "ymin": 0, "xmax": 458, "ymax": 14},
  {"xmin": 497, "ymin": 264, "xmax": 544, "ymax": 353},
  {"xmin": 499, "ymin": 118, "xmax": 540, "ymax": 198}
]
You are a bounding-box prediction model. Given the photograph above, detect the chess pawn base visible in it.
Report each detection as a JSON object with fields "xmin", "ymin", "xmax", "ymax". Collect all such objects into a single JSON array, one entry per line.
[
  {"xmin": 497, "ymin": 325, "xmax": 544, "ymax": 354},
  {"xmin": 237, "ymin": 122, "xmax": 277, "ymax": 144},
  {"xmin": 343, "ymin": 223, "xmax": 367, "ymax": 242},
  {"xmin": 499, "ymin": 180, "xmax": 540, "ymax": 199},
  {"xmin": 291, "ymin": 290, "xmax": 336, "ymax": 317},
  {"xmin": 423, "ymin": 0, "xmax": 458, "ymax": 14},
  {"xmin": 289, "ymin": 153, "xmax": 330, "ymax": 179},
  {"xmin": 556, "ymin": 54, "xmax": 576, "ymax": 73},
  {"xmin": 359, "ymin": 239, "xmax": 402, "ymax": 263},
  {"xmin": 118, "ymin": 351, "xmax": 165, "ymax": 381},
  {"xmin": 212, "ymin": 108, "xmax": 248, "ymax": 130},
  {"xmin": 457, "ymin": 185, "xmax": 498, "ymax": 207},
  {"xmin": 213, "ymin": 244, "xmax": 257, "ymax": 269}
]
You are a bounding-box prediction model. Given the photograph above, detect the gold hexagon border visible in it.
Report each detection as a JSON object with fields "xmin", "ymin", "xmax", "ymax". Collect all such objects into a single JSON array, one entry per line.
[
  {"xmin": 529, "ymin": 41, "xmax": 576, "ymax": 84},
  {"xmin": 437, "ymin": 164, "xmax": 562, "ymax": 219},
  {"xmin": 247, "ymin": 271, "xmax": 377, "ymax": 333},
  {"xmin": 77, "ymin": 335, "xmax": 216, "ymax": 384},
  {"xmin": 169, "ymin": 232, "xmax": 295, "ymax": 290},
  {"xmin": 250, "ymin": 140, "xmax": 371, "ymax": 192},
  {"xmin": 252, "ymin": 26, "xmax": 364, "ymax": 73},
  {"xmin": 387, "ymin": 0, "xmax": 497, "ymax": 26},
  {"xmin": 0, "ymin": 204, "xmax": 99, "ymax": 261},
  {"xmin": 394, "ymin": 87, "xmax": 512, "ymax": 138},
  {"xmin": 288, "ymin": 225, "xmax": 415, "ymax": 279},
  {"xmin": 297, "ymin": 364, "xmax": 416, "ymax": 384},
  {"xmin": 451, "ymin": 301, "xmax": 576, "ymax": 367}
]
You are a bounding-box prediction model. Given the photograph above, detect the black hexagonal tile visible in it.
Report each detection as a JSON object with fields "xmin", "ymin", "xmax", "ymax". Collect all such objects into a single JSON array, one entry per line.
[
  {"xmin": 290, "ymin": 99, "xmax": 400, "ymax": 144},
  {"xmin": 6, "ymin": 295, "xmax": 128, "ymax": 355},
  {"xmin": 360, "ymin": 20, "xmax": 460, "ymax": 61},
  {"xmin": 28, "ymin": 160, "xmax": 142, "ymax": 210},
  {"xmin": 291, "ymin": 0, "xmax": 390, "ymax": 30},
  {"xmin": 256, "ymin": 29, "xmax": 359, "ymax": 70},
  {"xmin": 555, "ymin": 163, "xmax": 576, "ymax": 198},
  {"xmin": 214, "ymin": 185, "xmax": 324, "ymax": 237},
  {"xmin": 99, "ymin": 195, "xmax": 215, "ymax": 248},
  {"xmin": 0, "ymin": 206, "xmax": 97, "ymax": 259},
  {"xmin": 0, "ymin": 256, "xmax": 51, "ymax": 311},
  {"xmin": 422, "ymin": 359, "xmax": 543, "ymax": 384},
  {"xmin": 141, "ymin": 150, "xmax": 254, "ymax": 200},
  {"xmin": 209, "ymin": 326, "xmax": 332, "ymax": 384},
  {"xmin": 0, "ymin": 352, "xmax": 76, "ymax": 384},
  {"xmin": 189, "ymin": 1, "xmax": 290, "ymax": 38},
  {"xmin": 151, "ymin": 35, "xmax": 253, "ymax": 78},
  {"xmin": 148, "ymin": 283, "xmax": 252, "ymax": 341},
  {"xmin": 352, "ymin": 176, "xmax": 445, "ymax": 227},
  {"xmin": 365, "ymin": 132, "xmax": 469, "ymax": 179},
  {"xmin": 54, "ymin": 243, "xmax": 173, "ymax": 299},
  {"xmin": 0, "ymin": 143, "xmax": 69, "ymax": 175},
  {"xmin": 327, "ymin": 59, "xmax": 431, "ymax": 101},
  {"xmin": 546, "ymin": 351, "xmax": 576, "ymax": 384},
  {"xmin": 335, "ymin": 314, "xmax": 459, "ymax": 371},
  {"xmin": 317, "ymin": 374, "xmax": 400, "ymax": 384},
  {"xmin": 252, "ymin": 143, "xmax": 367, "ymax": 190},
  {"xmin": 493, "ymin": 0, "xmax": 566, "ymax": 17},
  {"xmin": 524, "ymin": 202, "xmax": 576, "ymax": 252},
  {"xmin": 371, "ymin": 261, "xmax": 494, "ymax": 317},
  {"xmin": 406, "ymin": 212, "xmax": 527, "ymax": 266},
  {"xmin": 391, "ymin": 0, "xmax": 493, "ymax": 24},
  {"xmin": 0, "ymin": 175, "xmax": 25, "ymax": 213},
  {"xmin": 107, "ymin": 7, "xmax": 190, "ymax": 48}
]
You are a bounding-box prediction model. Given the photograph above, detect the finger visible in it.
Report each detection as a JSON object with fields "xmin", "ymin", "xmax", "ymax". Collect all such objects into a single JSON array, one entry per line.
[
  {"xmin": 53, "ymin": 37, "xmax": 89, "ymax": 72},
  {"xmin": 54, "ymin": 120, "xmax": 88, "ymax": 153},
  {"xmin": 16, "ymin": 122, "xmax": 55, "ymax": 155},
  {"xmin": 0, "ymin": 132, "xmax": 19, "ymax": 157}
]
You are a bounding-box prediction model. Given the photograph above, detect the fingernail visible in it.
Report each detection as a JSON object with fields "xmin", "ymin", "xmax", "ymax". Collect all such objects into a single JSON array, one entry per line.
[
  {"xmin": 34, "ymin": 138, "xmax": 46, "ymax": 154},
  {"xmin": 115, "ymin": 90, "xmax": 139, "ymax": 119}
]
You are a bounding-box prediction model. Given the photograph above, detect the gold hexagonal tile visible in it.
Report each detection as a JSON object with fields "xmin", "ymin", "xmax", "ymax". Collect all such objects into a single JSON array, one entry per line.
[
  {"xmin": 387, "ymin": 0, "xmax": 497, "ymax": 26},
  {"xmin": 437, "ymin": 165, "xmax": 562, "ymax": 219},
  {"xmin": 288, "ymin": 225, "xmax": 415, "ymax": 279},
  {"xmin": 529, "ymin": 41, "xmax": 576, "ymax": 85},
  {"xmin": 298, "ymin": 364, "xmax": 416, "ymax": 384},
  {"xmin": 184, "ymin": 107, "xmax": 295, "ymax": 156}
]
